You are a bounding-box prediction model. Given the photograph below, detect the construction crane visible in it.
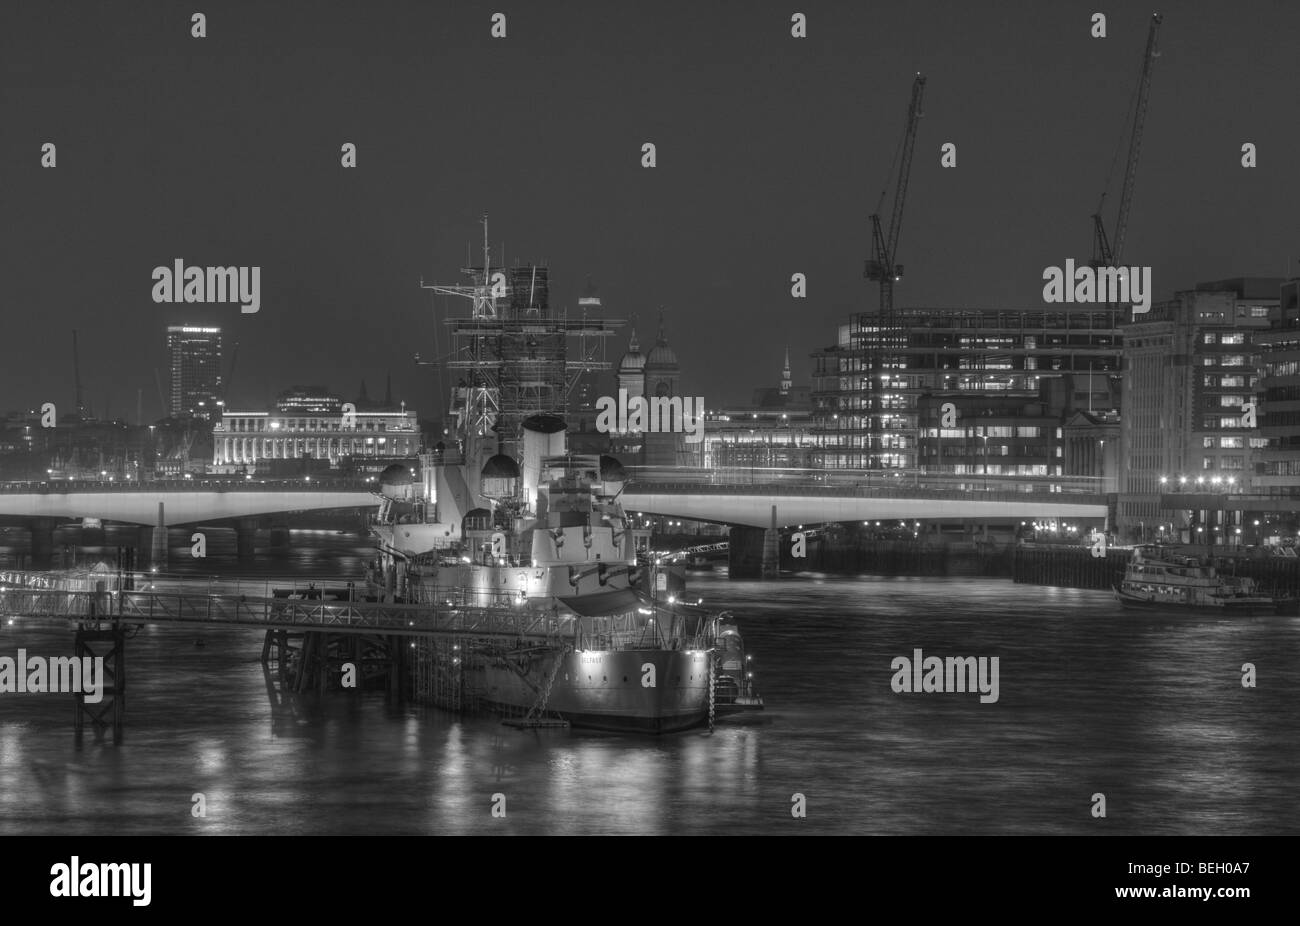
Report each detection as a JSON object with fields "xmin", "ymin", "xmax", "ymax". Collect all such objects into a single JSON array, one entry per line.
[
  {"xmin": 1092, "ymin": 13, "xmax": 1162, "ymax": 268},
  {"xmin": 70, "ymin": 329, "xmax": 93, "ymax": 420},
  {"xmin": 863, "ymin": 73, "xmax": 926, "ymax": 468}
]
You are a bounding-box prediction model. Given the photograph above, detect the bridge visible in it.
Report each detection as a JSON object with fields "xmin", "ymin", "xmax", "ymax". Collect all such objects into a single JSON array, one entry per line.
[
  {"xmin": 0, "ymin": 479, "xmax": 376, "ymax": 567},
  {"xmin": 621, "ymin": 467, "xmax": 1109, "ymax": 577},
  {"xmin": 0, "ymin": 469, "xmax": 1110, "ymax": 571},
  {"xmin": 622, "ymin": 467, "xmax": 1108, "ymax": 526}
]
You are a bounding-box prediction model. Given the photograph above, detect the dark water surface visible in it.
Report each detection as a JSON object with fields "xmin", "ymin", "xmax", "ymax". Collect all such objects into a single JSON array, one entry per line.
[{"xmin": 1, "ymin": 530, "xmax": 1297, "ymax": 835}]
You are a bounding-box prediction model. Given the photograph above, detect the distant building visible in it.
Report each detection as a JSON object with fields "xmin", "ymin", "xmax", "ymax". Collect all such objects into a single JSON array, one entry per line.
[
  {"xmin": 749, "ymin": 349, "xmax": 810, "ymax": 409},
  {"xmin": 605, "ymin": 327, "xmax": 647, "ymax": 460},
  {"xmin": 812, "ymin": 307, "xmax": 1122, "ymax": 472},
  {"xmin": 212, "ymin": 401, "xmax": 419, "ymax": 470},
  {"xmin": 1062, "ymin": 409, "xmax": 1121, "ymax": 493},
  {"xmin": 167, "ymin": 325, "xmax": 223, "ymax": 420},
  {"xmin": 1250, "ymin": 278, "xmax": 1300, "ymax": 501},
  {"xmin": 702, "ymin": 350, "xmax": 815, "ymax": 471},
  {"xmin": 276, "ymin": 386, "xmax": 343, "ymax": 415},
  {"xmin": 641, "ymin": 315, "xmax": 685, "ymax": 467},
  {"xmin": 1118, "ymin": 278, "xmax": 1280, "ymax": 539}
]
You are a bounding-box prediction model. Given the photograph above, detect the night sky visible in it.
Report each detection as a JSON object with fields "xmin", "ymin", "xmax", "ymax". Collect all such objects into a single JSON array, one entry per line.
[{"xmin": 3, "ymin": 0, "xmax": 1297, "ymax": 422}]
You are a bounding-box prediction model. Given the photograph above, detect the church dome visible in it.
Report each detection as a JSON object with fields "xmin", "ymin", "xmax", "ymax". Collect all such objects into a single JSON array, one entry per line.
[
  {"xmin": 645, "ymin": 341, "xmax": 677, "ymax": 367},
  {"xmin": 644, "ymin": 314, "xmax": 678, "ymax": 368},
  {"xmin": 618, "ymin": 329, "xmax": 646, "ymax": 373}
]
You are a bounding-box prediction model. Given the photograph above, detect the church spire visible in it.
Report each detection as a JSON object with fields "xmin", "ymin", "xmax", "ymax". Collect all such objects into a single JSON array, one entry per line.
[
  {"xmin": 781, "ymin": 348, "xmax": 792, "ymax": 396},
  {"xmin": 656, "ymin": 307, "xmax": 667, "ymax": 346}
]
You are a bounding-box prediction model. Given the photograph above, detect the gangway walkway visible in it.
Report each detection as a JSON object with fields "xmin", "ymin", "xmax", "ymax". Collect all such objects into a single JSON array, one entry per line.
[{"xmin": 0, "ymin": 571, "xmax": 573, "ymax": 642}]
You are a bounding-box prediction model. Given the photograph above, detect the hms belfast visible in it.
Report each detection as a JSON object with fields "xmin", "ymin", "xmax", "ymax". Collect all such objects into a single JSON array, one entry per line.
[{"xmin": 366, "ymin": 218, "xmax": 760, "ymax": 733}]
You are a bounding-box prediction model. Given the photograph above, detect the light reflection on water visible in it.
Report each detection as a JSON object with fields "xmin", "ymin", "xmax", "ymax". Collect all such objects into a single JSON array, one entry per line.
[{"xmin": 0, "ymin": 532, "xmax": 1297, "ymax": 834}]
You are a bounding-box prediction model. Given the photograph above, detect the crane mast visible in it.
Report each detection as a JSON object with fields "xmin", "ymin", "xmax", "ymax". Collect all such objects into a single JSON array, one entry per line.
[
  {"xmin": 72, "ymin": 329, "xmax": 86, "ymax": 420},
  {"xmin": 1093, "ymin": 12, "xmax": 1162, "ymax": 268},
  {"xmin": 863, "ymin": 73, "xmax": 925, "ymax": 469}
]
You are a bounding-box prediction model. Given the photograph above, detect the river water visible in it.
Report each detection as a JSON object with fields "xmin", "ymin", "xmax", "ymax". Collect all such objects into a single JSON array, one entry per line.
[{"xmin": 1, "ymin": 529, "xmax": 1297, "ymax": 835}]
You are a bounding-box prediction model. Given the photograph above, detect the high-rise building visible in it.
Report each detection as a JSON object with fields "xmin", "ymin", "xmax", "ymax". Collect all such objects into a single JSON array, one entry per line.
[
  {"xmin": 1245, "ymin": 279, "xmax": 1300, "ymax": 500},
  {"xmin": 167, "ymin": 325, "xmax": 223, "ymax": 420},
  {"xmin": 1118, "ymin": 279, "xmax": 1280, "ymax": 538}
]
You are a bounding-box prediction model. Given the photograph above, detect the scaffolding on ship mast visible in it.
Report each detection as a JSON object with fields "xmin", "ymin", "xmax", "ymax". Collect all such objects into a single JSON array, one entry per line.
[{"xmin": 419, "ymin": 215, "xmax": 624, "ymax": 457}]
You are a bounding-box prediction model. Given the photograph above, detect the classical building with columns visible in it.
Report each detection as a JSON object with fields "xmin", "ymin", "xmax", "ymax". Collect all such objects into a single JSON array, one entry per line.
[{"xmin": 212, "ymin": 406, "xmax": 419, "ymax": 469}]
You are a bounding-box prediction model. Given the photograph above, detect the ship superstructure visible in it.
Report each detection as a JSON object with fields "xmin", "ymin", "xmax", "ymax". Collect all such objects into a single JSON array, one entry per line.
[{"xmin": 365, "ymin": 219, "xmax": 761, "ymax": 732}]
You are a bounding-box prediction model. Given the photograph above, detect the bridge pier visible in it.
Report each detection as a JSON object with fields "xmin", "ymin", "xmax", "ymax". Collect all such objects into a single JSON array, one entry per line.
[
  {"xmin": 136, "ymin": 526, "xmax": 164, "ymax": 567},
  {"xmin": 269, "ymin": 525, "xmax": 291, "ymax": 553},
  {"xmin": 762, "ymin": 506, "xmax": 780, "ymax": 579},
  {"xmin": 27, "ymin": 517, "xmax": 58, "ymax": 569},
  {"xmin": 728, "ymin": 522, "xmax": 782, "ymax": 580},
  {"xmin": 137, "ymin": 501, "xmax": 169, "ymax": 569},
  {"xmin": 235, "ymin": 518, "xmax": 259, "ymax": 559}
]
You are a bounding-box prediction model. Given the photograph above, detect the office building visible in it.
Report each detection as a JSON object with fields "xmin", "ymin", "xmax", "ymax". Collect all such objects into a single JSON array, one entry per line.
[{"xmin": 167, "ymin": 325, "xmax": 223, "ymax": 420}]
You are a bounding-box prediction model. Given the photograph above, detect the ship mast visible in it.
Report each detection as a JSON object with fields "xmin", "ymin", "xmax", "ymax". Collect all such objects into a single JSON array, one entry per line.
[{"xmin": 419, "ymin": 216, "xmax": 625, "ymax": 460}]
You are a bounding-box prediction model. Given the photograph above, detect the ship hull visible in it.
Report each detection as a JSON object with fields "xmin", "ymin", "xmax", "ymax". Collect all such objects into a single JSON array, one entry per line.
[
  {"xmin": 1114, "ymin": 585, "xmax": 1275, "ymax": 615},
  {"xmin": 470, "ymin": 649, "xmax": 712, "ymax": 734}
]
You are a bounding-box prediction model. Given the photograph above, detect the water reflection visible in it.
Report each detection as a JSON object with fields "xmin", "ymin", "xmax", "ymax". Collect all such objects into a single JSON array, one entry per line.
[{"xmin": 0, "ymin": 534, "xmax": 1297, "ymax": 834}]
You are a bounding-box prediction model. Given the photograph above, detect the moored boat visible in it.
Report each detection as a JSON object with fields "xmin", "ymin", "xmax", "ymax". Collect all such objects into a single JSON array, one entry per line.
[{"xmin": 1114, "ymin": 545, "xmax": 1279, "ymax": 614}]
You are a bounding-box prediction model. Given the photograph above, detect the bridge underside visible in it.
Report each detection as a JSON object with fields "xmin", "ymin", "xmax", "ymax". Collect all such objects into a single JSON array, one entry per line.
[
  {"xmin": 0, "ymin": 491, "xmax": 377, "ymax": 526},
  {"xmin": 622, "ymin": 491, "xmax": 1107, "ymax": 528}
]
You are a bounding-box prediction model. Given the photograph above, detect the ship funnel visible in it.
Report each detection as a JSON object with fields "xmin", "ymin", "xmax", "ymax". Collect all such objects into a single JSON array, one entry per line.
[{"xmin": 521, "ymin": 414, "xmax": 567, "ymax": 502}]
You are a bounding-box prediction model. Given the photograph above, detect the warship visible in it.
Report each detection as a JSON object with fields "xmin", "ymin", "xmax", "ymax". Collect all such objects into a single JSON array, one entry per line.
[{"xmin": 365, "ymin": 219, "xmax": 761, "ymax": 732}]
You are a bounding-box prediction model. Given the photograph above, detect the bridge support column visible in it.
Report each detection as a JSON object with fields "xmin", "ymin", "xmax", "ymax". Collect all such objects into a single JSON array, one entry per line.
[
  {"xmin": 269, "ymin": 525, "xmax": 291, "ymax": 553},
  {"xmin": 142, "ymin": 501, "xmax": 168, "ymax": 569},
  {"xmin": 27, "ymin": 517, "xmax": 58, "ymax": 569},
  {"xmin": 761, "ymin": 505, "xmax": 780, "ymax": 579},
  {"xmin": 728, "ymin": 526, "xmax": 768, "ymax": 579},
  {"xmin": 234, "ymin": 519, "xmax": 259, "ymax": 560}
]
